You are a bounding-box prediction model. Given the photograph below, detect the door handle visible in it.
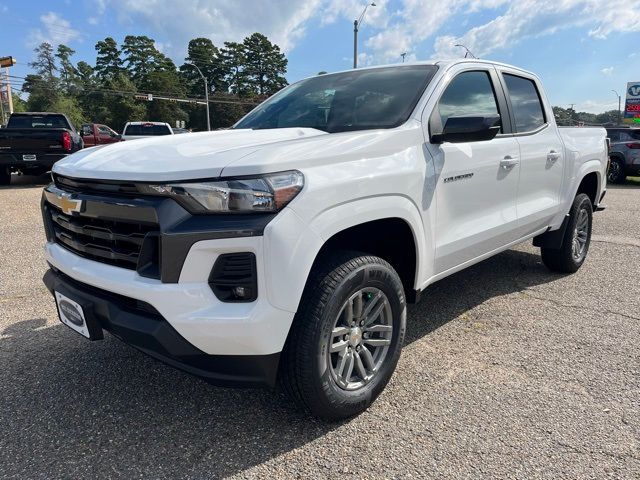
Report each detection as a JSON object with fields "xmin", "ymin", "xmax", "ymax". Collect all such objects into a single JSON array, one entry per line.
[
  {"xmin": 500, "ymin": 156, "xmax": 519, "ymax": 169},
  {"xmin": 547, "ymin": 150, "xmax": 561, "ymax": 163}
]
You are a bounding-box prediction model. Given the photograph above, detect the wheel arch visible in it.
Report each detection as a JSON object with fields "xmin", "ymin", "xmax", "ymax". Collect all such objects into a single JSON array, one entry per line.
[{"xmin": 263, "ymin": 196, "xmax": 429, "ymax": 316}]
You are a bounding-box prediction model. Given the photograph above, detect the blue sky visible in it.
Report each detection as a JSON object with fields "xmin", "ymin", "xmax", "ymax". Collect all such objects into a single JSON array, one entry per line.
[{"xmin": 1, "ymin": 0, "xmax": 639, "ymax": 113}]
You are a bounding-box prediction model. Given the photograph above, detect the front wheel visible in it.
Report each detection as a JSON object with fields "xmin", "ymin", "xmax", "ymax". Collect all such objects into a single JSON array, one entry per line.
[
  {"xmin": 541, "ymin": 193, "xmax": 593, "ymax": 273},
  {"xmin": 280, "ymin": 252, "xmax": 406, "ymax": 420}
]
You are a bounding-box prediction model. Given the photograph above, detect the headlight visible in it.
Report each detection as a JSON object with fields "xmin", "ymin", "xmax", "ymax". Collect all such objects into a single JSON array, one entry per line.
[{"xmin": 139, "ymin": 170, "xmax": 304, "ymax": 213}]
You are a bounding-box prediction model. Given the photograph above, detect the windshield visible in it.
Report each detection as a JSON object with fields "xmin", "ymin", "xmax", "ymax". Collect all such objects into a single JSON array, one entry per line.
[{"xmin": 234, "ymin": 65, "xmax": 438, "ymax": 133}]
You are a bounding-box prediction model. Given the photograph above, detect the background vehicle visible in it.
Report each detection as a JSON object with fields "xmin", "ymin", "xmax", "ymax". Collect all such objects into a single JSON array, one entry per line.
[
  {"xmin": 80, "ymin": 123, "xmax": 121, "ymax": 147},
  {"xmin": 606, "ymin": 128, "xmax": 640, "ymax": 183},
  {"xmin": 121, "ymin": 121, "xmax": 173, "ymax": 140},
  {"xmin": 0, "ymin": 112, "xmax": 83, "ymax": 185},
  {"xmin": 41, "ymin": 60, "xmax": 607, "ymax": 420}
]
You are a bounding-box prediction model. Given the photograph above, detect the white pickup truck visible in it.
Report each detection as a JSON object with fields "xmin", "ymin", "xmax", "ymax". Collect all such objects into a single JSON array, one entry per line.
[{"xmin": 41, "ymin": 60, "xmax": 607, "ymax": 419}]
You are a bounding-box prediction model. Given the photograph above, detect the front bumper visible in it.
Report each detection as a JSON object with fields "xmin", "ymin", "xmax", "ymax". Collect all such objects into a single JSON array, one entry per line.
[{"xmin": 43, "ymin": 267, "xmax": 281, "ymax": 387}]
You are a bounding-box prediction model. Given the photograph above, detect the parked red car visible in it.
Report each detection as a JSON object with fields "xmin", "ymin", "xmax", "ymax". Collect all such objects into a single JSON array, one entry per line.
[{"xmin": 80, "ymin": 123, "xmax": 121, "ymax": 147}]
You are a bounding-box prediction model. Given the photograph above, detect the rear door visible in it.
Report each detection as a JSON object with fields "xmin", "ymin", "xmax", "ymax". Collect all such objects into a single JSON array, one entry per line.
[
  {"xmin": 424, "ymin": 66, "xmax": 521, "ymax": 274},
  {"xmin": 497, "ymin": 70, "xmax": 564, "ymax": 235}
]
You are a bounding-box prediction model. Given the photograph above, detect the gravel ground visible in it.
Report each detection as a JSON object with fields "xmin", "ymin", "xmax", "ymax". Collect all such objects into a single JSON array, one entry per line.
[{"xmin": 1, "ymin": 174, "xmax": 639, "ymax": 479}]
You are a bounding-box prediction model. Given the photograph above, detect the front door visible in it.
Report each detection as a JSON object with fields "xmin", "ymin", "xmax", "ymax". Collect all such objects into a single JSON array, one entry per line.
[{"xmin": 427, "ymin": 69, "xmax": 521, "ymax": 274}]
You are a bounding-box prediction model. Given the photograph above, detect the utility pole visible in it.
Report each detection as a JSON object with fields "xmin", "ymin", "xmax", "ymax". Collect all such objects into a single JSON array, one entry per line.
[
  {"xmin": 612, "ymin": 90, "xmax": 621, "ymax": 126},
  {"xmin": 5, "ymin": 68, "xmax": 12, "ymax": 114},
  {"xmin": 400, "ymin": 52, "xmax": 407, "ymax": 63},
  {"xmin": 0, "ymin": 57, "xmax": 16, "ymax": 125},
  {"xmin": 186, "ymin": 63, "xmax": 211, "ymax": 131},
  {"xmin": 353, "ymin": 3, "xmax": 376, "ymax": 69}
]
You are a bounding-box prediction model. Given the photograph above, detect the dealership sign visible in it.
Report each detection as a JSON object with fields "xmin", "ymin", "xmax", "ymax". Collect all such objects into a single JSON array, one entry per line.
[{"xmin": 624, "ymin": 81, "xmax": 640, "ymax": 124}]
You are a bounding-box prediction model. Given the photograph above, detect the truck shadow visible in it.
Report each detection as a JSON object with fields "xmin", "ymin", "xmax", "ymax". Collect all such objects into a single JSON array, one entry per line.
[
  {"xmin": 0, "ymin": 248, "xmax": 557, "ymax": 478},
  {"xmin": 0, "ymin": 173, "xmax": 50, "ymax": 189}
]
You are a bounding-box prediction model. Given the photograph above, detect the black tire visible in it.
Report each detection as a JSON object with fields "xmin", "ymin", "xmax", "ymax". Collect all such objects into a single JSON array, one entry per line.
[
  {"xmin": 541, "ymin": 193, "xmax": 593, "ymax": 273},
  {"xmin": 0, "ymin": 167, "xmax": 10, "ymax": 186},
  {"xmin": 607, "ymin": 158, "xmax": 625, "ymax": 184},
  {"xmin": 280, "ymin": 252, "xmax": 406, "ymax": 420}
]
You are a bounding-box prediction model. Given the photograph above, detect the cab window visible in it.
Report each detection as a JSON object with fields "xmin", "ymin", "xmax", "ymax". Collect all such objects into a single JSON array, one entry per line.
[
  {"xmin": 437, "ymin": 71, "xmax": 501, "ymax": 128},
  {"xmin": 503, "ymin": 74, "xmax": 546, "ymax": 132}
]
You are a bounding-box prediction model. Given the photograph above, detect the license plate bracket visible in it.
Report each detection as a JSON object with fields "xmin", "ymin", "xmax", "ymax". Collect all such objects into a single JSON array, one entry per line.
[{"xmin": 54, "ymin": 291, "xmax": 103, "ymax": 340}]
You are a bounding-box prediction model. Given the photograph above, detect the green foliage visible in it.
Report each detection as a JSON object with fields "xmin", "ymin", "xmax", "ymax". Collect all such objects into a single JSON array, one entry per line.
[
  {"xmin": 242, "ymin": 33, "xmax": 288, "ymax": 96},
  {"xmin": 30, "ymin": 42, "xmax": 57, "ymax": 78},
  {"xmin": 11, "ymin": 93, "xmax": 27, "ymax": 112},
  {"xmin": 95, "ymin": 37, "xmax": 123, "ymax": 81},
  {"xmin": 56, "ymin": 44, "xmax": 78, "ymax": 92},
  {"xmin": 553, "ymin": 106, "xmax": 623, "ymax": 126},
  {"xmin": 22, "ymin": 31, "xmax": 290, "ymax": 132},
  {"xmin": 122, "ymin": 35, "xmax": 176, "ymax": 84}
]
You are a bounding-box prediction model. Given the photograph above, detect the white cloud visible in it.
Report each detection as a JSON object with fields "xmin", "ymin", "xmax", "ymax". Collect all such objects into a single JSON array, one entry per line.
[
  {"xmin": 431, "ymin": 0, "xmax": 640, "ymax": 60},
  {"xmin": 37, "ymin": 0, "xmax": 640, "ymax": 71},
  {"xmin": 27, "ymin": 12, "xmax": 81, "ymax": 47},
  {"xmin": 600, "ymin": 66, "xmax": 614, "ymax": 76},
  {"xmin": 98, "ymin": 0, "xmax": 325, "ymax": 56},
  {"xmin": 577, "ymin": 99, "xmax": 619, "ymax": 114}
]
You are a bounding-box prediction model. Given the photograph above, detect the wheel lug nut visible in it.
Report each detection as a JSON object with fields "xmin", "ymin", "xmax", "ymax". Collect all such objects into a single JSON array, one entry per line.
[{"xmin": 360, "ymin": 320, "xmax": 365, "ymax": 326}]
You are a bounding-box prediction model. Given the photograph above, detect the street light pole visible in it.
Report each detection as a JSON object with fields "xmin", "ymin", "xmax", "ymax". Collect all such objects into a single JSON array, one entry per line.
[
  {"xmin": 454, "ymin": 43, "xmax": 476, "ymax": 59},
  {"xmin": 353, "ymin": 2, "xmax": 376, "ymax": 69},
  {"xmin": 187, "ymin": 63, "xmax": 211, "ymax": 131},
  {"xmin": 612, "ymin": 89, "xmax": 621, "ymax": 126}
]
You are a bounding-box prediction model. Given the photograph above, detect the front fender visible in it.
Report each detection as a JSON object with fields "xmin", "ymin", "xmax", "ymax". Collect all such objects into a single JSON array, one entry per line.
[{"xmin": 263, "ymin": 196, "xmax": 428, "ymax": 314}]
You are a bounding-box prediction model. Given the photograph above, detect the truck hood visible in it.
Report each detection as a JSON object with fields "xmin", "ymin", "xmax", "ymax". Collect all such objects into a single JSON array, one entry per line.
[{"xmin": 52, "ymin": 128, "xmax": 328, "ymax": 181}]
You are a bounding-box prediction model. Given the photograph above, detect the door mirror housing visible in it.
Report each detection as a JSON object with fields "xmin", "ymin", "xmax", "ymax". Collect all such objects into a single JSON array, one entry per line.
[{"xmin": 431, "ymin": 114, "xmax": 501, "ymax": 144}]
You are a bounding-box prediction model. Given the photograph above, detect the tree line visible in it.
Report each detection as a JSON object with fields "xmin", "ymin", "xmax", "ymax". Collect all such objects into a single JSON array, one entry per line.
[
  {"xmin": 552, "ymin": 106, "xmax": 623, "ymax": 126},
  {"xmin": 16, "ymin": 33, "xmax": 289, "ymax": 132}
]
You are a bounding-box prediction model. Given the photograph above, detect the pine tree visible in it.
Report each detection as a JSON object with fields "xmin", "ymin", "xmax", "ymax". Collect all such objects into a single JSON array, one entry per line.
[
  {"xmin": 242, "ymin": 33, "xmax": 288, "ymax": 96},
  {"xmin": 95, "ymin": 37, "xmax": 124, "ymax": 81}
]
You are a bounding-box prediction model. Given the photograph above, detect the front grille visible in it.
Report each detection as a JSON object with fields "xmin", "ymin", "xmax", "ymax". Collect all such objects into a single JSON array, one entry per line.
[
  {"xmin": 53, "ymin": 174, "xmax": 140, "ymax": 196},
  {"xmin": 45, "ymin": 203, "xmax": 158, "ymax": 271}
]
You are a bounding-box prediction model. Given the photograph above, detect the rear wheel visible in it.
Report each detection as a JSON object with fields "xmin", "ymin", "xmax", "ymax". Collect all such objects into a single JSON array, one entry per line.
[
  {"xmin": 0, "ymin": 167, "xmax": 10, "ymax": 186},
  {"xmin": 280, "ymin": 252, "xmax": 406, "ymax": 420},
  {"xmin": 607, "ymin": 158, "xmax": 625, "ymax": 184},
  {"xmin": 541, "ymin": 193, "xmax": 592, "ymax": 273}
]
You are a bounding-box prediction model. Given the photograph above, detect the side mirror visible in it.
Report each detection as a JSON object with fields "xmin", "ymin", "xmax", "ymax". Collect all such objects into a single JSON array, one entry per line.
[{"xmin": 431, "ymin": 114, "xmax": 501, "ymax": 144}]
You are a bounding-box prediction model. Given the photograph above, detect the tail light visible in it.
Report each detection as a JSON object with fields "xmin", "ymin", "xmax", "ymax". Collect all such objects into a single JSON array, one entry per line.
[
  {"xmin": 625, "ymin": 143, "xmax": 640, "ymax": 149},
  {"xmin": 62, "ymin": 131, "xmax": 72, "ymax": 151}
]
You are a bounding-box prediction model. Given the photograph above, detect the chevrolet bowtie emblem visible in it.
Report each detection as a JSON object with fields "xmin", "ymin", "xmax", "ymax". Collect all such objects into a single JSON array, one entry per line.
[{"xmin": 57, "ymin": 194, "xmax": 83, "ymax": 215}]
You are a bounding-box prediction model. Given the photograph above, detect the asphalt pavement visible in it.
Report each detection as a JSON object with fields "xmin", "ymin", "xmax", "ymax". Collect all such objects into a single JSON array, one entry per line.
[{"xmin": 1, "ymin": 174, "xmax": 639, "ymax": 479}]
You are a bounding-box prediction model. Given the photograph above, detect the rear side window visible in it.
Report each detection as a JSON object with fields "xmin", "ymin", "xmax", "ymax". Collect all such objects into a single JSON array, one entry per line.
[
  {"xmin": 503, "ymin": 74, "xmax": 546, "ymax": 132},
  {"xmin": 437, "ymin": 71, "xmax": 500, "ymax": 127},
  {"xmin": 124, "ymin": 124, "xmax": 171, "ymax": 136}
]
